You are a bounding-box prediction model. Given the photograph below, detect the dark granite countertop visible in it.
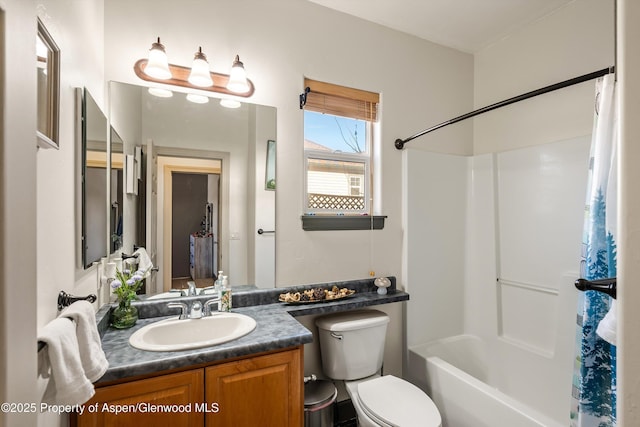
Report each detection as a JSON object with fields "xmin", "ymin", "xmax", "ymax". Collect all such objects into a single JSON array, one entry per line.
[{"xmin": 96, "ymin": 277, "xmax": 409, "ymax": 384}]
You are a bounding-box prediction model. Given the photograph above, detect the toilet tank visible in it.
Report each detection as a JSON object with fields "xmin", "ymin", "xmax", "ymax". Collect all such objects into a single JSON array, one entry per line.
[{"xmin": 315, "ymin": 310, "xmax": 390, "ymax": 380}]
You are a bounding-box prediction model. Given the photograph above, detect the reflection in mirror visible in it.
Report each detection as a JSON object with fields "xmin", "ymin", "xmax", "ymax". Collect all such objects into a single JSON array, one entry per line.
[
  {"xmin": 110, "ymin": 129, "xmax": 124, "ymax": 253},
  {"xmin": 109, "ymin": 82, "xmax": 276, "ymax": 299},
  {"xmin": 81, "ymin": 88, "xmax": 108, "ymax": 268},
  {"xmin": 37, "ymin": 18, "xmax": 60, "ymax": 149}
]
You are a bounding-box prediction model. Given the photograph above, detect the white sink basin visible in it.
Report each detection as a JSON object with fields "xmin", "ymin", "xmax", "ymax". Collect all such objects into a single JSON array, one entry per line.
[{"xmin": 129, "ymin": 312, "xmax": 257, "ymax": 352}]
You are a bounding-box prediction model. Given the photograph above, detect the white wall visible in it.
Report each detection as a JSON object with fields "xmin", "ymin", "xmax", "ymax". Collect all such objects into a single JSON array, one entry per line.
[
  {"xmin": 35, "ymin": 0, "xmax": 105, "ymax": 314},
  {"xmin": 252, "ymin": 106, "xmax": 276, "ymax": 288},
  {"xmin": 473, "ymin": 0, "xmax": 614, "ymax": 154},
  {"xmin": 103, "ymin": 0, "xmax": 474, "ymax": 287},
  {"xmin": 0, "ymin": 0, "xmax": 104, "ymax": 426},
  {"xmin": 34, "ymin": 1, "xmax": 105, "ymax": 425},
  {"xmin": 403, "ymin": 150, "xmax": 468, "ymax": 348}
]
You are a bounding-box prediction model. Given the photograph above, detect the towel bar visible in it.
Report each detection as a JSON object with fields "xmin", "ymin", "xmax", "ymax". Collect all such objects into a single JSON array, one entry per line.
[
  {"xmin": 57, "ymin": 290, "xmax": 97, "ymax": 311},
  {"xmin": 575, "ymin": 277, "xmax": 616, "ymax": 299},
  {"xmin": 38, "ymin": 291, "xmax": 98, "ymax": 352}
]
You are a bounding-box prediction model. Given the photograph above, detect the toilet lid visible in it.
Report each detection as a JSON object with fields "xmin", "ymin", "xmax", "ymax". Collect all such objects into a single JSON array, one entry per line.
[{"xmin": 357, "ymin": 375, "xmax": 441, "ymax": 427}]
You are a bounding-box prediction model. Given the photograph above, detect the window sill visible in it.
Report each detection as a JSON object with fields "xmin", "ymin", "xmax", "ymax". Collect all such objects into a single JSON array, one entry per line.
[{"xmin": 301, "ymin": 215, "xmax": 386, "ymax": 231}]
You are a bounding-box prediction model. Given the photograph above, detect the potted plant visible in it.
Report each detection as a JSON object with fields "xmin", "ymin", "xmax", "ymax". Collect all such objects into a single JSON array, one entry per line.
[{"xmin": 110, "ymin": 267, "xmax": 148, "ymax": 329}]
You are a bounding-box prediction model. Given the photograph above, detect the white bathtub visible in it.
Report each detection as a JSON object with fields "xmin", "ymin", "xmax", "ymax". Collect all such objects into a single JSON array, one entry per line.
[{"xmin": 408, "ymin": 335, "xmax": 564, "ymax": 427}]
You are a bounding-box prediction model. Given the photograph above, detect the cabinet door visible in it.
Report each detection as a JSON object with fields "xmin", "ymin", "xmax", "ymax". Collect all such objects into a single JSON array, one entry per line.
[
  {"xmin": 205, "ymin": 348, "xmax": 303, "ymax": 427},
  {"xmin": 76, "ymin": 369, "xmax": 204, "ymax": 427}
]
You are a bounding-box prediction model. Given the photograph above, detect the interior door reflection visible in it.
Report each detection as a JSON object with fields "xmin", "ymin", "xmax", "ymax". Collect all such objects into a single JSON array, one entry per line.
[{"xmin": 171, "ymin": 171, "xmax": 219, "ymax": 291}]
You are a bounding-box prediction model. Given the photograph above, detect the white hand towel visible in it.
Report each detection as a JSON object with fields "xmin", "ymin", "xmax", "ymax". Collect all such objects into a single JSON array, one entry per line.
[
  {"xmin": 60, "ymin": 301, "xmax": 109, "ymax": 382},
  {"xmin": 133, "ymin": 247, "xmax": 154, "ymax": 276},
  {"xmin": 596, "ymin": 299, "xmax": 617, "ymax": 346},
  {"xmin": 38, "ymin": 318, "xmax": 95, "ymax": 405}
]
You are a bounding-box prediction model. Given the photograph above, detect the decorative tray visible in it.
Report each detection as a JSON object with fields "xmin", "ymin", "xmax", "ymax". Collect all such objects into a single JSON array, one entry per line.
[{"xmin": 278, "ymin": 287, "xmax": 356, "ymax": 304}]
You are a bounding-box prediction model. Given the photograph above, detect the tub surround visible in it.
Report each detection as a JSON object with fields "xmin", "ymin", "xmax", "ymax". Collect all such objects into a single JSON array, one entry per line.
[
  {"xmin": 409, "ymin": 335, "xmax": 564, "ymax": 427},
  {"xmin": 95, "ymin": 277, "xmax": 408, "ymax": 383}
]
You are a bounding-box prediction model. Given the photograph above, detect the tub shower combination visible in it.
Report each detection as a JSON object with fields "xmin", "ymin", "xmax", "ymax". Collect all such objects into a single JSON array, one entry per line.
[
  {"xmin": 408, "ymin": 335, "xmax": 564, "ymax": 427},
  {"xmin": 399, "ymin": 68, "xmax": 615, "ymax": 427}
]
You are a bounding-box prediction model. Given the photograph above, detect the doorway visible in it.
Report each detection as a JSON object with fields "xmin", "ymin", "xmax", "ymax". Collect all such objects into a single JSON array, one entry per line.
[
  {"xmin": 171, "ymin": 172, "xmax": 219, "ymax": 290},
  {"xmin": 157, "ymin": 155, "xmax": 222, "ymax": 293}
]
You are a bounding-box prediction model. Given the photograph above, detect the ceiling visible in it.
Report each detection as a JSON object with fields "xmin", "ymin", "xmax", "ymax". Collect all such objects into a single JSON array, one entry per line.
[{"xmin": 308, "ymin": 0, "xmax": 575, "ymax": 53}]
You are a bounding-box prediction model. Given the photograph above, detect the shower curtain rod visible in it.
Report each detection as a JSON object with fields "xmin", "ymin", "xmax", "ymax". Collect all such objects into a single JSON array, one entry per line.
[{"xmin": 394, "ymin": 66, "xmax": 615, "ymax": 150}]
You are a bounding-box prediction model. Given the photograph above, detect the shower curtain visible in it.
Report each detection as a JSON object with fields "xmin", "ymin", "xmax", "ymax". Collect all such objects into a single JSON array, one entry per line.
[{"xmin": 570, "ymin": 75, "xmax": 617, "ymax": 427}]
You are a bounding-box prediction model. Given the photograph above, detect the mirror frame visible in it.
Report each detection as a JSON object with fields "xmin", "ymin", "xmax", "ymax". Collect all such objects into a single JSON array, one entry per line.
[
  {"xmin": 107, "ymin": 81, "xmax": 277, "ymax": 295},
  {"xmin": 77, "ymin": 88, "xmax": 109, "ymax": 269},
  {"xmin": 36, "ymin": 18, "xmax": 60, "ymax": 149}
]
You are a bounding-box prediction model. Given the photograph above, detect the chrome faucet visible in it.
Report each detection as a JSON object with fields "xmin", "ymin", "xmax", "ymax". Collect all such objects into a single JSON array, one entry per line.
[
  {"xmin": 167, "ymin": 301, "xmax": 189, "ymax": 319},
  {"xmin": 168, "ymin": 298, "xmax": 220, "ymax": 320},
  {"xmin": 190, "ymin": 301, "xmax": 203, "ymax": 319},
  {"xmin": 187, "ymin": 281, "xmax": 197, "ymax": 296},
  {"xmin": 203, "ymin": 298, "xmax": 221, "ymax": 317},
  {"xmin": 199, "ymin": 285, "xmax": 215, "ymax": 295}
]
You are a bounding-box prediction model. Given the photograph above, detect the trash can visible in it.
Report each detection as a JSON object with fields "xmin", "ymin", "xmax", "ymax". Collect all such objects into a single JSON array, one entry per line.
[{"xmin": 304, "ymin": 379, "xmax": 337, "ymax": 427}]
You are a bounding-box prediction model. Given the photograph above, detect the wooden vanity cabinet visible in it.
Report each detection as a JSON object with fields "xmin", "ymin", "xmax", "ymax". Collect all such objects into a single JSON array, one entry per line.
[
  {"xmin": 205, "ymin": 346, "xmax": 302, "ymax": 427},
  {"xmin": 74, "ymin": 346, "xmax": 303, "ymax": 427},
  {"xmin": 75, "ymin": 369, "xmax": 204, "ymax": 426}
]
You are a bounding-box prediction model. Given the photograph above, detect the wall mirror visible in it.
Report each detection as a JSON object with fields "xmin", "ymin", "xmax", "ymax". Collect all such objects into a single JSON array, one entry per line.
[
  {"xmin": 79, "ymin": 88, "xmax": 108, "ymax": 268},
  {"xmin": 110, "ymin": 128, "xmax": 124, "ymax": 254},
  {"xmin": 109, "ymin": 81, "xmax": 276, "ymax": 299},
  {"xmin": 36, "ymin": 18, "xmax": 60, "ymax": 149}
]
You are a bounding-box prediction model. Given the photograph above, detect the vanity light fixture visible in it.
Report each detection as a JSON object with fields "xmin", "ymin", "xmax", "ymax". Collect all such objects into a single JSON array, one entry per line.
[
  {"xmin": 186, "ymin": 93, "xmax": 210, "ymax": 104},
  {"xmin": 188, "ymin": 47, "xmax": 214, "ymax": 87},
  {"xmin": 134, "ymin": 37, "xmax": 255, "ymax": 97},
  {"xmin": 226, "ymin": 55, "xmax": 250, "ymax": 93},
  {"xmin": 220, "ymin": 98, "xmax": 241, "ymax": 109},
  {"xmin": 144, "ymin": 37, "xmax": 172, "ymax": 80},
  {"xmin": 148, "ymin": 87, "xmax": 173, "ymax": 98}
]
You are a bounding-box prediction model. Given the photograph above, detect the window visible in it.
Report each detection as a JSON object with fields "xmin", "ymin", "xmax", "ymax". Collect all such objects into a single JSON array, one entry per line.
[{"xmin": 302, "ymin": 78, "xmax": 379, "ymax": 215}]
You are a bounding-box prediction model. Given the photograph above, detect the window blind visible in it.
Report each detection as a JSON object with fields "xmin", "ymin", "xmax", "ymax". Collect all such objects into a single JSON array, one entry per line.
[{"xmin": 303, "ymin": 78, "xmax": 379, "ymax": 122}]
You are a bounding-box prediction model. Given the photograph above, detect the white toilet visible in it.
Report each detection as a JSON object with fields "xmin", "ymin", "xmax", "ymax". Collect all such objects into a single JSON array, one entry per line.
[{"xmin": 316, "ymin": 310, "xmax": 441, "ymax": 427}]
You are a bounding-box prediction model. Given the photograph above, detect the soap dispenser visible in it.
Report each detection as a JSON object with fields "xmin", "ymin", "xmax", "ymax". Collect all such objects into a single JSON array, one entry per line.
[
  {"xmin": 219, "ymin": 275, "xmax": 231, "ymax": 312},
  {"xmin": 214, "ymin": 271, "xmax": 223, "ymax": 295}
]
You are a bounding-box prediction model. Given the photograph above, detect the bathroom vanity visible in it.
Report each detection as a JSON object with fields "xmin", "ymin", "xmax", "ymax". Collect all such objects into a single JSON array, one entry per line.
[
  {"xmin": 72, "ymin": 278, "xmax": 408, "ymax": 427},
  {"xmin": 74, "ymin": 347, "xmax": 302, "ymax": 426}
]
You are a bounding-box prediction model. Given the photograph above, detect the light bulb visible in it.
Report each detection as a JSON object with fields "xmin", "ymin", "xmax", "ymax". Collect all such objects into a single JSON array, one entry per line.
[
  {"xmin": 186, "ymin": 93, "xmax": 209, "ymax": 104},
  {"xmin": 226, "ymin": 55, "xmax": 250, "ymax": 93},
  {"xmin": 220, "ymin": 98, "xmax": 241, "ymax": 108},
  {"xmin": 144, "ymin": 37, "xmax": 172, "ymax": 80},
  {"xmin": 148, "ymin": 87, "xmax": 173, "ymax": 98},
  {"xmin": 188, "ymin": 47, "xmax": 213, "ymax": 87}
]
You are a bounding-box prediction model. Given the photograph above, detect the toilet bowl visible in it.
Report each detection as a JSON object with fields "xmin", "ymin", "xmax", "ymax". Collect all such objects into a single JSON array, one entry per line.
[
  {"xmin": 315, "ymin": 310, "xmax": 442, "ymax": 427},
  {"xmin": 345, "ymin": 375, "xmax": 441, "ymax": 427}
]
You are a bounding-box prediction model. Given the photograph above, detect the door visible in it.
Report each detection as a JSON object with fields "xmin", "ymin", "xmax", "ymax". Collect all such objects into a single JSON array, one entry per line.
[
  {"xmin": 171, "ymin": 172, "xmax": 209, "ymax": 280},
  {"xmin": 76, "ymin": 370, "xmax": 204, "ymax": 426},
  {"xmin": 205, "ymin": 348, "xmax": 303, "ymax": 427},
  {"xmin": 159, "ymin": 157, "xmax": 222, "ymax": 292}
]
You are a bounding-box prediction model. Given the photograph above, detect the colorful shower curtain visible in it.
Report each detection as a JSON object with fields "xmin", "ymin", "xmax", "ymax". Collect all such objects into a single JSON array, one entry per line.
[{"xmin": 570, "ymin": 75, "xmax": 617, "ymax": 427}]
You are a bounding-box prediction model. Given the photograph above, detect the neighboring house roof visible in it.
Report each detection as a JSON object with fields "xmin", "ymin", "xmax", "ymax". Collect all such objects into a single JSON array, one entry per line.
[{"xmin": 304, "ymin": 139, "xmax": 332, "ymax": 151}]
